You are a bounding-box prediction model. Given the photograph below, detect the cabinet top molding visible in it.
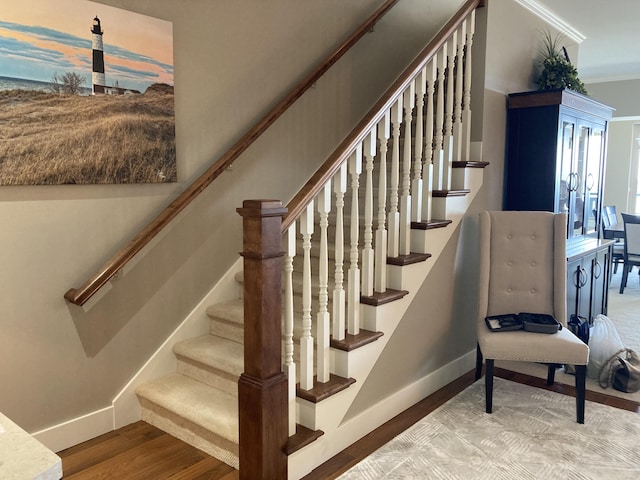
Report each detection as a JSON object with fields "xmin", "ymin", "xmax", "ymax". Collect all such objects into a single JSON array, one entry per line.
[{"xmin": 508, "ymin": 89, "xmax": 614, "ymax": 119}]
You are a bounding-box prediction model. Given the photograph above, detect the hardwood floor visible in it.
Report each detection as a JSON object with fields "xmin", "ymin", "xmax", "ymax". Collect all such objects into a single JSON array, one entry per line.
[
  {"xmin": 58, "ymin": 421, "xmax": 238, "ymax": 480},
  {"xmin": 58, "ymin": 368, "xmax": 640, "ymax": 479}
]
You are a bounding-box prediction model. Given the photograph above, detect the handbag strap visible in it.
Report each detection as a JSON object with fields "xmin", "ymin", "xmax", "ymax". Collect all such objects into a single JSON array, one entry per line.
[{"xmin": 598, "ymin": 348, "xmax": 630, "ymax": 389}]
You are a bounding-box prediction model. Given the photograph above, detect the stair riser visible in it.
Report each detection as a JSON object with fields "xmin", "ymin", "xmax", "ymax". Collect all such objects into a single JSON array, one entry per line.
[
  {"xmin": 139, "ymin": 398, "xmax": 239, "ymax": 469},
  {"xmin": 176, "ymin": 357, "xmax": 239, "ymax": 397},
  {"xmin": 210, "ymin": 318, "xmax": 244, "ymax": 344}
]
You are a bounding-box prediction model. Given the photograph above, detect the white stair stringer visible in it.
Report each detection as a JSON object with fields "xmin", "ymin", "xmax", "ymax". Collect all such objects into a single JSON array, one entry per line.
[{"xmin": 288, "ymin": 161, "xmax": 485, "ymax": 479}]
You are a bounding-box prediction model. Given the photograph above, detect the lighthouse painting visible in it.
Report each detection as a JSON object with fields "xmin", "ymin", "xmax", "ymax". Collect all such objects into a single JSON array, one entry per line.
[{"xmin": 0, "ymin": 0, "xmax": 176, "ymax": 185}]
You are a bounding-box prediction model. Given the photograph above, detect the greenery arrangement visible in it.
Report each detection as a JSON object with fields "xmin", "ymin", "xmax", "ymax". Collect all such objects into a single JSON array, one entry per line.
[{"xmin": 536, "ymin": 30, "xmax": 587, "ymax": 95}]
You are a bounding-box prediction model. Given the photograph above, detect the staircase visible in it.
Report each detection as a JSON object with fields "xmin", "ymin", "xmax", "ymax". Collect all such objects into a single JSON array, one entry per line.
[
  {"xmin": 135, "ymin": 3, "xmax": 485, "ymax": 479},
  {"xmin": 135, "ymin": 161, "xmax": 487, "ymax": 472}
]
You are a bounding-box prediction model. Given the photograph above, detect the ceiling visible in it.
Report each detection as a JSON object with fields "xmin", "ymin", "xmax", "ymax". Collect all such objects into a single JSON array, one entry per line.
[{"xmin": 523, "ymin": 0, "xmax": 640, "ymax": 84}]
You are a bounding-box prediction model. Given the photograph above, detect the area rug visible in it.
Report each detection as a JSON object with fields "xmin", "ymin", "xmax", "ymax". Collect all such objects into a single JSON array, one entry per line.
[
  {"xmin": 338, "ymin": 378, "xmax": 640, "ymax": 479},
  {"xmin": 496, "ymin": 268, "xmax": 640, "ymax": 402}
]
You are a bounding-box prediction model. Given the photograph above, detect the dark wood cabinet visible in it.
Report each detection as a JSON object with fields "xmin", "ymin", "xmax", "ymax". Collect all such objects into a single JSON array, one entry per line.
[
  {"xmin": 504, "ymin": 89, "xmax": 614, "ymax": 323},
  {"xmin": 566, "ymin": 244, "xmax": 610, "ymax": 323}
]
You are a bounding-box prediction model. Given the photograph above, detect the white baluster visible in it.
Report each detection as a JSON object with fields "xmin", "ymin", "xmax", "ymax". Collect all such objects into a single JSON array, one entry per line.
[
  {"xmin": 316, "ymin": 182, "xmax": 331, "ymax": 384},
  {"xmin": 283, "ymin": 223, "xmax": 297, "ymax": 436},
  {"xmin": 452, "ymin": 21, "xmax": 465, "ymax": 164},
  {"xmin": 362, "ymin": 128, "xmax": 377, "ymax": 297},
  {"xmin": 347, "ymin": 146, "xmax": 362, "ymax": 336},
  {"xmin": 400, "ymin": 81, "xmax": 415, "ymax": 256},
  {"xmin": 412, "ymin": 68, "xmax": 427, "ymax": 223},
  {"xmin": 442, "ymin": 29, "xmax": 457, "ymax": 190},
  {"xmin": 462, "ymin": 10, "xmax": 475, "ymax": 163},
  {"xmin": 332, "ymin": 163, "xmax": 347, "ymax": 342},
  {"xmin": 299, "ymin": 202, "xmax": 314, "ymax": 391},
  {"xmin": 433, "ymin": 42, "xmax": 446, "ymax": 191},
  {"xmin": 422, "ymin": 56, "xmax": 437, "ymax": 221},
  {"xmin": 388, "ymin": 97, "xmax": 402, "ymax": 258},
  {"xmin": 375, "ymin": 111, "xmax": 390, "ymax": 293}
]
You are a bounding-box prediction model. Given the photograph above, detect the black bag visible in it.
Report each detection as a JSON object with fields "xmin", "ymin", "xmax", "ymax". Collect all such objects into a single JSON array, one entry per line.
[
  {"xmin": 568, "ymin": 313, "xmax": 589, "ymax": 344},
  {"xmin": 598, "ymin": 348, "xmax": 640, "ymax": 393}
]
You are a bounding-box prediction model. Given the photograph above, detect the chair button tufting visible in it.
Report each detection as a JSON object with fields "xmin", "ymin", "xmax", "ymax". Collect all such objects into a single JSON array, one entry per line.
[
  {"xmin": 531, "ymin": 261, "xmax": 537, "ymax": 267},
  {"xmin": 507, "ymin": 288, "xmax": 512, "ymax": 293},
  {"xmin": 530, "ymin": 288, "xmax": 537, "ymax": 294},
  {"xmin": 507, "ymin": 260, "xmax": 513, "ymax": 266},
  {"xmin": 507, "ymin": 234, "xmax": 512, "ymax": 239},
  {"xmin": 530, "ymin": 234, "xmax": 536, "ymax": 239}
]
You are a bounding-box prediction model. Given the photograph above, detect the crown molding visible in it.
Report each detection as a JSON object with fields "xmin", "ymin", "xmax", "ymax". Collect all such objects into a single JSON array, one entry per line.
[{"xmin": 513, "ymin": 0, "xmax": 585, "ymax": 44}]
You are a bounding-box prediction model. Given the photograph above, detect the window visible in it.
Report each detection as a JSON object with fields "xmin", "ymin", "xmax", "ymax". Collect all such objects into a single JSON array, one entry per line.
[{"xmin": 633, "ymin": 126, "xmax": 640, "ymax": 213}]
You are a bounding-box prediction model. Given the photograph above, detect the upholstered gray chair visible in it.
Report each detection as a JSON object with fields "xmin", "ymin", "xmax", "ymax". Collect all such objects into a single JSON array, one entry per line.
[{"xmin": 474, "ymin": 211, "xmax": 590, "ymax": 423}]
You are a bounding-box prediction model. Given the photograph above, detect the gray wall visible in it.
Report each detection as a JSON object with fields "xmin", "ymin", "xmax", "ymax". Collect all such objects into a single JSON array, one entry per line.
[{"xmin": 0, "ymin": 0, "xmax": 466, "ymax": 435}]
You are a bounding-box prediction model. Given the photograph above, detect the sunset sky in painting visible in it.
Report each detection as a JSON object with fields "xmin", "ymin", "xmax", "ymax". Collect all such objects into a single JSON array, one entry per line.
[{"xmin": 0, "ymin": 0, "xmax": 173, "ymax": 92}]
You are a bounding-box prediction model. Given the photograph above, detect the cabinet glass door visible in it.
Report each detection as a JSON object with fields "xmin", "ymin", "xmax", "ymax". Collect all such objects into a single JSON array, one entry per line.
[
  {"xmin": 572, "ymin": 123, "xmax": 591, "ymax": 238},
  {"xmin": 555, "ymin": 115, "xmax": 578, "ymax": 237},
  {"xmin": 585, "ymin": 126, "xmax": 604, "ymax": 237}
]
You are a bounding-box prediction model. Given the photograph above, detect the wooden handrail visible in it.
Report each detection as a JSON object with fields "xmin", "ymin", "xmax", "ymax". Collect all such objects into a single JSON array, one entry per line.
[
  {"xmin": 65, "ymin": 0, "xmax": 400, "ymax": 306},
  {"xmin": 282, "ymin": 0, "xmax": 484, "ymax": 231}
]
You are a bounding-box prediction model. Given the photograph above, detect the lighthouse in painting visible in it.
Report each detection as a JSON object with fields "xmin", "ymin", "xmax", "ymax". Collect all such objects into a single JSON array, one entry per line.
[{"xmin": 91, "ymin": 16, "xmax": 105, "ymax": 95}]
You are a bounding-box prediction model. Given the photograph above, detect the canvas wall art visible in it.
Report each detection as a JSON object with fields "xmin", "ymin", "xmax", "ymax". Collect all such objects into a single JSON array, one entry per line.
[{"xmin": 0, "ymin": 0, "xmax": 176, "ymax": 185}]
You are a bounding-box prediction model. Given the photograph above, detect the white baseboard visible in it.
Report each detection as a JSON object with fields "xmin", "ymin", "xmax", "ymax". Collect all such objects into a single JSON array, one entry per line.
[{"xmin": 32, "ymin": 406, "xmax": 113, "ymax": 454}]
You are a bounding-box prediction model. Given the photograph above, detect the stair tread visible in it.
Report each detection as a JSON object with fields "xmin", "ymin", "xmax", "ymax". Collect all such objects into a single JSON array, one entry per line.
[
  {"xmin": 174, "ymin": 335, "xmax": 244, "ymax": 377},
  {"xmin": 137, "ymin": 374, "xmax": 239, "ymax": 443}
]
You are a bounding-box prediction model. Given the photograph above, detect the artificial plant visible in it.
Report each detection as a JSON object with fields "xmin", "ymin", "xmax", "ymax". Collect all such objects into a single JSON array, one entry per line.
[{"xmin": 536, "ymin": 30, "xmax": 587, "ymax": 95}]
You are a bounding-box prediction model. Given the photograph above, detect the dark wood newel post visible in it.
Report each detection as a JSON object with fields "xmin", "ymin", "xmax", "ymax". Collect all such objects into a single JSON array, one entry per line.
[{"xmin": 237, "ymin": 199, "xmax": 288, "ymax": 480}]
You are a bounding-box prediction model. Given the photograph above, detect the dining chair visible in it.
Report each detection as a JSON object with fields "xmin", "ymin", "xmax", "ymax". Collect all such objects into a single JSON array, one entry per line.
[
  {"xmin": 475, "ymin": 211, "xmax": 589, "ymax": 423},
  {"xmin": 603, "ymin": 205, "xmax": 617, "ymax": 227},
  {"xmin": 619, "ymin": 212, "xmax": 640, "ymax": 294},
  {"xmin": 602, "ymin": 205, "xmax": 624, "ymax": 274}
]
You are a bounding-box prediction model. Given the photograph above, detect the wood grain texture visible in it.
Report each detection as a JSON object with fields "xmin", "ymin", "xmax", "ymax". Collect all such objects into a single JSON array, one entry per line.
[
  {"xmin": 58, "ymin": 367, "xmax": 638, "ymax": 479},
  {"xmin": 58, "ymin": 421, "xmax": 235, "ymax": 479}
]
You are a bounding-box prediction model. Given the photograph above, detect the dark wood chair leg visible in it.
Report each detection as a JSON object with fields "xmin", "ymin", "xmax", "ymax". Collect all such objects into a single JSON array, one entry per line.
[
  {"xmin": 485, "ymin": 359, "xmax": 494, "ymax": 414},
  {"xmin": 620, "ymin": 264, "xmax": 629, "ymax": 294},
  {"xmin": 546, "ymin": 364, "xmax": 556, "ymax": 385},
  {"xmin": 475, "ymin": 344, "xmax": 483, "ymax": 381},
  {"xmin": 575, "ymin": 364, "xmax": 586, "ymax": 424}
]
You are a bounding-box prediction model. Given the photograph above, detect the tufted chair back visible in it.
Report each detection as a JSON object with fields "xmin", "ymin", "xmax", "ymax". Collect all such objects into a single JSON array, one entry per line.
[{"xmin": 477, "ymin": 210, "xmax": 567, "ymax": 332}]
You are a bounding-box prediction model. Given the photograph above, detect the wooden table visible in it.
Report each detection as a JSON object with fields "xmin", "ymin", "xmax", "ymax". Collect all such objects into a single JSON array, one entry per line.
[{"xmin": 603, "ymin": 223, "xmax": 624, "ymax": 240}]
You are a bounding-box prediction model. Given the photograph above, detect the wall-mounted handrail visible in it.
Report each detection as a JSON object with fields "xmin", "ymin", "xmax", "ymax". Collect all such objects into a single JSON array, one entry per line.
[
  {"xmin": 282, "ymin": 0, "xmax": 484, "ymax": 231},
  {"xmin": 64, "ymin": 0, "xmax": 400, "ymax": 306}
]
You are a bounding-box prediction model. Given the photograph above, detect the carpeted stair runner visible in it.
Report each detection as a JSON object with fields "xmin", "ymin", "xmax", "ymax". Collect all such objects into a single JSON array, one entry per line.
[
  {"xmin": 136, "ymin": 298, "xmax": 245, "ymax": 469},
  {"xmin": 137, "ymin": 373, "xmax": 239, "ymax": 469}
]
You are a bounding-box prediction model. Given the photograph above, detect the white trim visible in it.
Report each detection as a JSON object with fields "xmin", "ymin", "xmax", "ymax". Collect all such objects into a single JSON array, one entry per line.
[
  {"xmin": 31, "ymin": 406, "xmax": 113, "ymax": 454},
  {"xmin": 585, "ymin": 73, "xmax": 640, "ymax": 84},
  {"xmin": 513, "ymin": 0, "xmax": 585, "ymax": 44},
  {"xmin": 610, "ymin": 116, "xmax": 640, "ymax": 123}
]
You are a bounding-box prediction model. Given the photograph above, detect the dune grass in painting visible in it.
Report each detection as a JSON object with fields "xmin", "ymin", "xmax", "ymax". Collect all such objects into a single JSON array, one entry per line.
[{"xmin": 0, "ymin": 88, "xmax": 176, "ymax": 185}]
